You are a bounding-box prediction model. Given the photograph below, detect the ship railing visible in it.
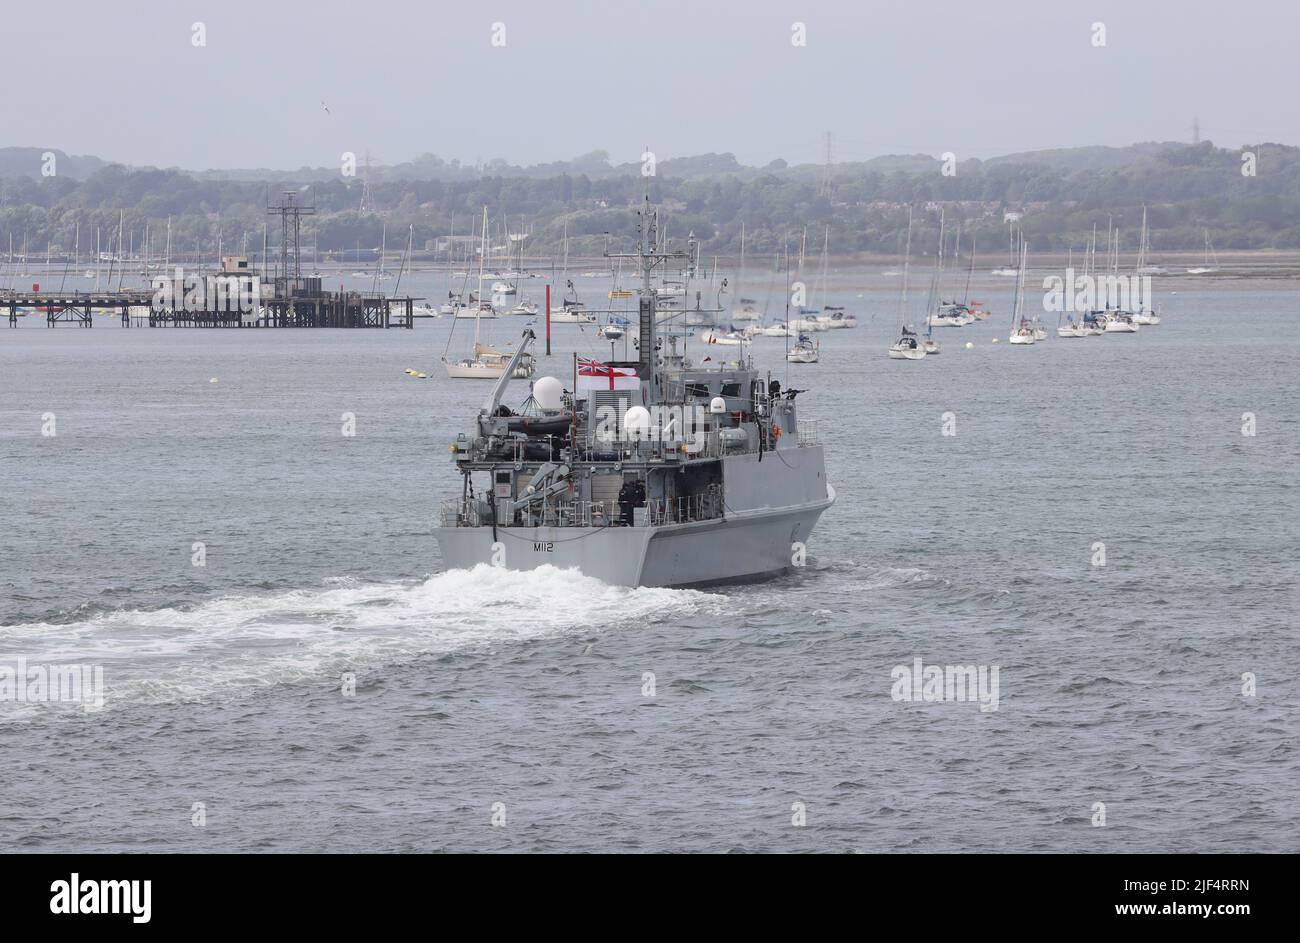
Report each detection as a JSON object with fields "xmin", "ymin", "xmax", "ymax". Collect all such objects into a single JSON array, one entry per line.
[
  {"xmin": 439, "ymin": 495, "xmax": 481, "ymax": 527},
  {"xmin": 575, "ymin": 433, "xmax": 728, "ymax": 462},
  {"xmin": 797, "ymin": 420, "xmax": 819, "ymax": 447},
  {"xmin": 521, "ymin": 500, "xmax": 604, "ymax": 528},
  {"xmin": 442, "ymin": 496, "xmax": 613, "ymax": 529},
  {"xmin": 580, "ymin": 415, "xmax": 751, "ymax": 461},
  {"xmin": 646, "ymin": 489, "xmax": 724, "ymax": 526}
]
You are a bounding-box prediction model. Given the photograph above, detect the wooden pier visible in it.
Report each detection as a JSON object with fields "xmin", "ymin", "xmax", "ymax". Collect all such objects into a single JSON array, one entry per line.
[
  {"xmin": 2, "ymin": 290, "xmax": 150, "ymax": 327},
  {"xmin": 1, "ymin": 289, "xmax": 414, "ymax": 329}
]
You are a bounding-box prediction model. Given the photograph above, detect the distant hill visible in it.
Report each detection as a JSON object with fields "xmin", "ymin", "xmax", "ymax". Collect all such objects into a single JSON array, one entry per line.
[
  {"xmin": 0, "ymin": 147, "xmax": 111, "ymax": 180},
  {"xmin": 185, "ymin": 150, "xmax": 756, "ymax": 184},
  {"xmin": 986, "ymin": 142, "xmax": 1186, "ymax": 171},
  {"xmin": 0, "ymin": 142, "xmax": 1197, "ymax": 184},
  {"xmin": 5, "ymin": 140, "xmax": 1300, "ymax": 254}
]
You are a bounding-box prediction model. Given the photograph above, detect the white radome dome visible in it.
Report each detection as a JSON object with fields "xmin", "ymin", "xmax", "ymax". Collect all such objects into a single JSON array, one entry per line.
[
  {"xmin": 709, "ymin": 396, "xmax": 727, "ymax": 414},
  {"xmin": 623, "ymin": 405, "xmax": 652, "ymax": 439},
  {"xmin": 533, "ymin": 376, "xmax": 564, "ymax": 411}
]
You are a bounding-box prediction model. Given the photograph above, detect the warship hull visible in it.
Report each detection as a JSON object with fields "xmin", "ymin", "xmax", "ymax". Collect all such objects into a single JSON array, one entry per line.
[
  {"xmin": 434, "ymin": 494, "xmax": 832, "ymax": 588},
  {"xmin": 435, "ymin": 450, "xmax": 834, "ymax": 588}
]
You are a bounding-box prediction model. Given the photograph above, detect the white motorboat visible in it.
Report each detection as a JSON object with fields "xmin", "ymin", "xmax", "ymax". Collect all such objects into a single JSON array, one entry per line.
[
  {"xmin": 757, "ymin": 323, "xmax": 797, "ymax": 337},
  {"xmin": 510, "ymin": 301, "xmax": 539, "ymax": 316},
  {"xmin": 730, "ymin": 299, "xmax": 763, "ymax": 322},
  {"xmin": 822, "ymin": 307, "xmax": 857, "ymax": 328},
  {"xmin": 1132, "ymin": 309, "xmax": 1161, "ymax": 325},
  {"xmin": 700, "ymin": 329, "xmax": 746, "ymax": 346},
  {"xmin": 491, "ymin": 280, "xmax": 516, "ymax": 295}
]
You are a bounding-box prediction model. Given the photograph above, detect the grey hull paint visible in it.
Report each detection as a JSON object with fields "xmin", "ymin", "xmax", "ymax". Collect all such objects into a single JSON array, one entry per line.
[
  {"xmin": 434, "ymin": 494, "xmax": 832, "ymax": 587},
  {"xmin": 435, "ymin": 447, "xmax": 835, "ymax": 588}
]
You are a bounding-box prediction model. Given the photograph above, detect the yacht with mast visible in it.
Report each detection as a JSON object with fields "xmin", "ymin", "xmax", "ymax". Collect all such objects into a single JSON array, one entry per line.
[
  {"xmin": 444, "ymin": 208, "xmax": 535, "ymax": 379},
  {"xmin": 1186, "ymin": 229, "xmax": 1219, "ymax": 275},
  {"xmin": 888, "ymin": 209, "xmax": 928, "ymax": 359},
  {"xmin": 729, "ymin": 222, "xmax": 763, "ymax": 323},
  {"xmin": 1008, "ymin": 241, "xmax": 1036, "ymax": 345},
  {"xmin": 433, "ymin": 197, "xmax": 835, "ymax": 587},
  {"xmin": 1130, "ymin": 208, "xmax": 1163, "ymax": 325},
  {"xmin": 786, "ymin": 333, "xmax": 820, "ymax": 363}
]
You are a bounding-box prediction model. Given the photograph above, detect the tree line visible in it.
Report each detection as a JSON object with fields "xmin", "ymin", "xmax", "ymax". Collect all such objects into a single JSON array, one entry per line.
[{"xmin": 1, "ymin": 141, "xmax": 1297, "ymax": 263}]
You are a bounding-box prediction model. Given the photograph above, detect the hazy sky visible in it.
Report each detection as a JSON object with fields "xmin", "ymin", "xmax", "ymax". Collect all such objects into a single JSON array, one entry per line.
[{"xmin": 3, "ymin": 0, "xmax": 1296, "ymax": 171}]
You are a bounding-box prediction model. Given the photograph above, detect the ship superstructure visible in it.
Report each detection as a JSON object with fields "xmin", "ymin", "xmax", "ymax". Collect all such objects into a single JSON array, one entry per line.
[{"xmin": 433, "ymin": 198, "xmax": 834, "ymax": 587}]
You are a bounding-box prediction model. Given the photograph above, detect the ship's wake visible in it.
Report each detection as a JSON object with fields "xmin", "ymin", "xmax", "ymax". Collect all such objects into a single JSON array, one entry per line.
[{"xmin": 0, "ymin": 565, "xmax": 725, "ymax": 714}]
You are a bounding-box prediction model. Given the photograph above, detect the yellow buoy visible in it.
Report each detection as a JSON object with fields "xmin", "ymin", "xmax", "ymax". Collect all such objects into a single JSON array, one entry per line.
[
  {"xmin": 209, "ymin": 377, "xmax": 219, "ymax": 383},
  {"xmin": 964, "ymin": 341, "xmax": 974, "ymax": 349},
  {"xmin": 991, "ymin": 338, "xmax": 1000, "ymax": 344}
]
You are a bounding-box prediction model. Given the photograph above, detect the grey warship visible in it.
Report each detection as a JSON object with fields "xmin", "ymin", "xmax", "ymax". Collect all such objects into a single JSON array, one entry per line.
[{"xmin": 434, "ymin": 198, "xmax": 835, "ymax": 587}]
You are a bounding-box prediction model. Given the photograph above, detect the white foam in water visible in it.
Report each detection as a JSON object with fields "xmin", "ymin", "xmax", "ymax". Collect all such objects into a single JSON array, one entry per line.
[{"xmin": 0, "ymin": 565, "xmax": 726, "ymax": 711}]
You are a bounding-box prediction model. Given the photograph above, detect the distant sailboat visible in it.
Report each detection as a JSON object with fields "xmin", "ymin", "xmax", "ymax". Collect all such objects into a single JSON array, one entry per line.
[
  {"xmin": 1186, "ymin": 229, "xmax": 1219, "ymax": 275},
  {"xmin": 991, "ymin": 218, "xmax": 1020, "ymax": 276},
  {"xmin": 1008, "ymin": 241, "xmax": 1036, "ymax": 345},
  {"xmin": 730, "ymin": 222, "xmax": 762, "ymax": 323},
  {"xmin": 925, "ymin": 217, "xmax": 970, "ymax": 332},
  {"xmin": 1134, "ymin": 207, "xmax": 1165, "ymax": 275},
  {"xmin": 786, "ymin": 333, "xmax": 820, "ymax": 363},
  {"xmin": 444, "ymin": 208, "xmax": 535, "ymax": 379},
  {"xmin": 888, "ymin": 208, "xmax": 928, "ymax": 360}
]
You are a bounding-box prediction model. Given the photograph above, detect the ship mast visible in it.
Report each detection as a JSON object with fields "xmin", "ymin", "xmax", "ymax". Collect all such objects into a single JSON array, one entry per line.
[{"xmin": 604, "ymin": 194, "xmax": 695, "ymax": 404}]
